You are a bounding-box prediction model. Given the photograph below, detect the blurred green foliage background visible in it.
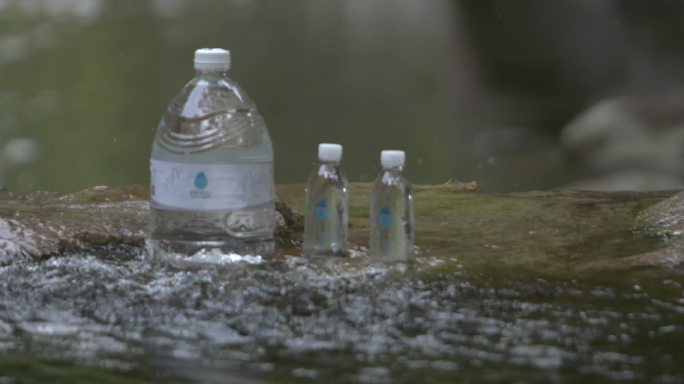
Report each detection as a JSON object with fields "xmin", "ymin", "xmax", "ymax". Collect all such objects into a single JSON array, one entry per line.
[
  {"xmin": 3, "ymin": 0, "xmax": 684, "ymax": 193},
  {"xmin": 0, "ymin": 0, "xmax": 452, "ymax": 192}
]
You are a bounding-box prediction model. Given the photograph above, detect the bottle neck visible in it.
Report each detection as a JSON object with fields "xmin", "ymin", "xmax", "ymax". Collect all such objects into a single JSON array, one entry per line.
[
  {"xmin": 382, "ymin": 165, "xmax": 403, "ymax": 173},
  {"xmin": 195, "ymin": 69, "xmax": 229, "ymax": 79},
  {"xmin": 380, "ymin": 166, "xmax": 405, "ymax": 185},
  {"xmin": 316, "ymin": 160, "xmax": 344, "ymax": 181},
  {"xmin": 319, "ymin": 160, "xmax": 340, "ymax": 167}
]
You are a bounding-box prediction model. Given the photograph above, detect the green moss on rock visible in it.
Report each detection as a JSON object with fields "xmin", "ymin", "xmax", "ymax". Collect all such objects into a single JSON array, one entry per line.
[{"xmin": 0, "ymin": 182, "xmax": 681, "ymax": 275}]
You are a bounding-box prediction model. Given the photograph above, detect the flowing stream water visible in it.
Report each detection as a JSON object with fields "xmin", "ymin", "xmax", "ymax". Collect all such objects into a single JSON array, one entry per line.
[{"xmin": 0, "ymin": 246, "xmax": 683, "ymax": 383}]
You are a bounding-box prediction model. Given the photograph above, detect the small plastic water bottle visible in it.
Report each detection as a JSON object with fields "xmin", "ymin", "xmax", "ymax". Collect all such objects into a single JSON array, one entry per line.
[
  {"xmin": 370, "ymin": 150, "xmax": 415, "ymax": 262},
  {"xmin": 149, "ymin": 48, "xmax": 276, "ymax": 264},
  {"xmin": 303, "ymin": 143, "xmax": 349, "ymax": 256}
]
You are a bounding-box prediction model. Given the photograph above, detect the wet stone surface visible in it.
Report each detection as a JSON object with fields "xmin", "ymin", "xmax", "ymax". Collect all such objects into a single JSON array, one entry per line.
[
  {"xmin": 0, "ymin": 185, "xmax": 303, "ymax": 264},
  {"xmin": 1, "ymin": 253, "xmax": 684, "ymax": 383},
  {"xmin": 0, "ymin": 183, "xmax": 683, "ymax": 383}
]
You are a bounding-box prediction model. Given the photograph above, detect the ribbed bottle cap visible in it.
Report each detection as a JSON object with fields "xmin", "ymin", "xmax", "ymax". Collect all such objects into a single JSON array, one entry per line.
[
  {"xmin": 194, "ymin": 48, "xmax": 231, "ymax": 71},
  {"xmin": 318, "ymin": 143, "xmax": 343, "ymax": 162},
  {"xmin": 381, "ymin": 150, "xmax": 405, "ymax": 168}
]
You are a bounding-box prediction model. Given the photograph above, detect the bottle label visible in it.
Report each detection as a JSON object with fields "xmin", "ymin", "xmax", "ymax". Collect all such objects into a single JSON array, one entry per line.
[
  {"xmin": 378, "ymin": 207, "xmax": 392, "ymax": 229},
  {"xmin": 315, "ymin": 199, "xmax": 329, "ymax": 220},
  {"xmin": 150, "ymin": 159, "xmax": 273, "ymax": 210}
]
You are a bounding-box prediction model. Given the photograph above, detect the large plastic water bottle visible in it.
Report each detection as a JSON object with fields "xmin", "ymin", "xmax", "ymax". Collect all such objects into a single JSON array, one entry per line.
[
  {"xmin": 303, "ymin": 143, "xmax": 348, "ymax": 256},
  {"xmin": 370, "ymin": 150, "xmax": 415, "ymax": 262},
  {"xmin": 149, "ymin": 48, "xmax": 275, "ymax": 264}
]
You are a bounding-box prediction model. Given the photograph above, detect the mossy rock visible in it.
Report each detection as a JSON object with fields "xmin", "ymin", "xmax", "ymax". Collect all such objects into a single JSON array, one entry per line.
[
  {"xmin": 0, "ymin": 182, "xmax": 680, "ymax": 275},
  {"xmin": 635, "ymin": 190, "xmax": 684, "ymax": 238},
  {"xmin": 279, "ymin": 183, "xmax": 677, "ymax": 275}
]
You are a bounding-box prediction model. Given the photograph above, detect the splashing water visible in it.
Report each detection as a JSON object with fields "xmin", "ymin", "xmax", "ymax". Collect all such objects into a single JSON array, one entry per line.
[
  {"xmin": 152, "ymin": 246, "xmax": 266, "ymax": 269},
  {"xmin": 0, "ymin": 248, "xmax": 683, "ymax": 383}
]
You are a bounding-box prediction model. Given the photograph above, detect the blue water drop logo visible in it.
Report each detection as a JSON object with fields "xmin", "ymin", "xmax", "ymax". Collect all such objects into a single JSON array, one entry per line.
[
  {"xmin": 315, "ymin": 199, "xmax": 329, "ymax": 220},
  {"xmin": 194, "ymin": 171, "xmax": 208, "ymax": 190},
  {"xmin": 378, "ymin": 207, "xmax": 392, "ymax": 229}
]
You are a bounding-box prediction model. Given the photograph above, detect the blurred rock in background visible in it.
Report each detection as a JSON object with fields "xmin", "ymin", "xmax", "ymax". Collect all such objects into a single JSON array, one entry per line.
[
  {"xmin": 452, "ymin": 0, "xmax": 684, "ymax": 191},
  {"xmin": 561, "ymin": 90, "xmax": 684, "ymax": 190}
]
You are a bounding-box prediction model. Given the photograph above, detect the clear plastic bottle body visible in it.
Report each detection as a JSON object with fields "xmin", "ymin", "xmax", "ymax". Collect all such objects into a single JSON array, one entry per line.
[
  {"xmin": 302, "ymin": 162, "xmax": 349, "ymax": 256},
  {"xmin": 369, "ymin": 167, "xmax": 415, "ymax": 262},
  {"xmin": 149, "ymin": 69, "xmax": 275, "ymax": 263}
]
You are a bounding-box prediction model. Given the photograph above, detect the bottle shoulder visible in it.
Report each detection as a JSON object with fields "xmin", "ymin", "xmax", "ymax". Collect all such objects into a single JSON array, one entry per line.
[
  {"xmin": 307, "ymin": 164, "xmax": 348, "ymax": 186},
  {"xmin": 155, "ymin": 74, "xmax": 270, "ymax": 154},
  {"xmin": 374, "ymin": 171, "xmax": 412, "ymax": 189},
  {"xmin": 168, "ymin": 75, "xmax": 258, "ymax": 118}
]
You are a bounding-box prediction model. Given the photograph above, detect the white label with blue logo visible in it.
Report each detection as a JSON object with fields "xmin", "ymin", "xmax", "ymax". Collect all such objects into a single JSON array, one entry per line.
[{"xmin": 150, "ymin": 159, "xmax": 273, "ymax": 210}]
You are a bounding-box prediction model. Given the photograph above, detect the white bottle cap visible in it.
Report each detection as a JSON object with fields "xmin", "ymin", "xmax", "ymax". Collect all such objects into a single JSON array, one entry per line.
[
  {"xmin": 194, "ymin": 48, "xmax": 231, "ymax": 71},
  {"xmin": 318, "ymin": 143, "xmax": 343, "ymax": 162},
  {"xmin": 381, "ymin": 150, "xmax": 405, "ymax": 168}
]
